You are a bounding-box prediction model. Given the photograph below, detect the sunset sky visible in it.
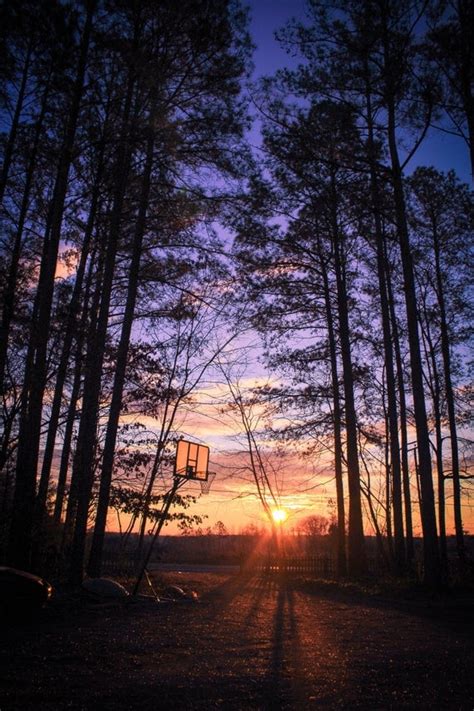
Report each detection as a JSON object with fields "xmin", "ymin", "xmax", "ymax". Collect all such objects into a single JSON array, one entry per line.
[
  {"xmin": 5, "ymin": 0, "xmax": 473, "ymax": 602},
  {"xmin": 104, "ymin": 1, "xmax": 473, "ymax": 539}
]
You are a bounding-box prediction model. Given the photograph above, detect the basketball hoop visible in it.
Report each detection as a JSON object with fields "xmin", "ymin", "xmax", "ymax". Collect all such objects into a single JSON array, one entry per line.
[
  {"xmin": 174, "ymin": 440, "xmax": 210, "ymax": 481},
  {"xmin": 200, "ymin": 471, "xmax": 216, "ymax": 495},
  {"xmin": 132, "ymin": 439, "xmax": 215, "ymax": 598}
]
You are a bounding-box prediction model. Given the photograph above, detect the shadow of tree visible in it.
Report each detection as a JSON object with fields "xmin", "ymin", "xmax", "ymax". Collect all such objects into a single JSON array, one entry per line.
[{"xmin": 291, "ymin": 576, "xmax": 474, "ymax": 636}]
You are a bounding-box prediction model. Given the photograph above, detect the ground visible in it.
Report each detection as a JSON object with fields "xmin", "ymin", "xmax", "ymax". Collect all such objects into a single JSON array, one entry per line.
[{"xmin": 1, "ymin": 570, "xmax": 473, "ymax": 710}]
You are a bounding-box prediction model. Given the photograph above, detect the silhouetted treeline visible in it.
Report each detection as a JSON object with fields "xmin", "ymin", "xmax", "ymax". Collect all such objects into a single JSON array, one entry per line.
[
  {"xmin": 0, "ymin": 0, "xmax": 472, "ymax": 590},
  {"xmin": 0, "ymin": 0, "xmax": 252, "ymax": 583},
  {"xmin": 232, "ymin": 0, "xmax": 473, "ymax": 586}
]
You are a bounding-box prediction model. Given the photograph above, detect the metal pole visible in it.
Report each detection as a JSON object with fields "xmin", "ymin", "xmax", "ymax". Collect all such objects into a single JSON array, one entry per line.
[{"xmin": 132, "ymin": 477, "xmax": 181, "ymax": 597}]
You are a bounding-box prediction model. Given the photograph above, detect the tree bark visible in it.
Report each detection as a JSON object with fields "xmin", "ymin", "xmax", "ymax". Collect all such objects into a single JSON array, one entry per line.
[
  {"xmin": 364, "ymin": 72, "xmax": 405, "ymax": 571},
  {"xmin": 87, "ymin": 109, "xmax": 156, "ymax": 577},
  {"xmin": 382, "ymin": 18, "xmax": 440, "ymax": 585},
  {"xmin": 7, "ymin": 1, "xmax": 96, "ymax": 570},
  {"xmin": 0, "ymin": 38, "xmax": 33, "ymax": 205},
  {"xmin": 317, "ymin": 240, "xmax": 347, "ymax": 577},
  {"xmin": 68, "ymin": 60, "xmax": 137, "ymax": 585},
  {"xmin": 62, "ymin": 234, "xmax": 105, "ymax": 545},
  {"xmin": 0, "ymin": 74, "xmax": 51, "ymax": 396},
  {"xmin": 52, "ymin": 332, "xmax": 83, "ymax": 526},
  {"xmin": 35, "ymin": 124, "xmax": 107, "ymax": 531},
  {"xmin": 385, "ymin": 247, "xmax": 414, "ymax": 564},
  {"xmin": 432, "ymin": 220, "xmax": 465, "ymax": 563},
  {"xmin": 330, "ymin": 174, "xmax": 367, "ymax": 576},
  {"xmin": 456, "ymin": 0, "xmax": 474, "ymax": 180},
  {"xmin": 417, "ymin": 287, "xmax": 448, "ymax": 571}
]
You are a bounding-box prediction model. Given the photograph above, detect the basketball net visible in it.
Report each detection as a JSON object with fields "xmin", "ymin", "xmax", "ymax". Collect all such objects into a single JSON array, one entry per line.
[{"xmin": 200, "ymin": 471, "xmax": 216, "ymax": 495}]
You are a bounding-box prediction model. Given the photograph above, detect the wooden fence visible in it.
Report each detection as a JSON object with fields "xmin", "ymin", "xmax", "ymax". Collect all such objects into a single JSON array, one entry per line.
[
  {"xmin": 248, "ymin": 555, "xmax": 397, "ymax": 578},
  {"xmin": 250, "ymin": 555, "xmax": 337, "ymax": 577},
  {"xmin": 101, "ymin": 558, "xmax": 137, "ymax": 578},
  {"xmin": 101, "ymin": 554, "xmax": 395, "ymax": 580}
]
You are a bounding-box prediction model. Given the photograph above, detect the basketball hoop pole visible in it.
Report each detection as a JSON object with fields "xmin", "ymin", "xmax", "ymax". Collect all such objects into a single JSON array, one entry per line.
[
  {"xmin": 132, "ymin": 476, "xmax": 183, "ymax": 597},
  {"xmin": 132, "ymin": 440, "xmax": 213, "ymax": 597}
]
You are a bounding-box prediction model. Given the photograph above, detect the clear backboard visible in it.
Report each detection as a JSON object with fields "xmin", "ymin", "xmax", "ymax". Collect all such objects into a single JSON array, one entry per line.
[{"xmin": 174, "ymin": 440, "xmax": 210, "ymax": 481}]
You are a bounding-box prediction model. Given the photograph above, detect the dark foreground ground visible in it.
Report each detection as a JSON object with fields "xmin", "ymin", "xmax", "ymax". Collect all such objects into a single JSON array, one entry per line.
[{"xmin": 1, "ymin": 571, "xmax": 473, "ymax": 710}]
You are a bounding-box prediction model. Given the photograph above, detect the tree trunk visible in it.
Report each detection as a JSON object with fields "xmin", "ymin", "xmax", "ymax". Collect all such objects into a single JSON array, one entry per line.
[
  {"xmin": 68, "ymin": 64, "xmax": 137, "ymax": 585},
  {"xmin": 385, "ymin": 247, "xmax": 414, "ymax": 564},
  {"xmin": 432, "ymin": 221, "xmax": 465, "ymax": 563},
  {"xmin": 35, "ymin": 126, "xmax": 107, "ymax": 531},
  {"xmin": 379, "ymin": 5, "xmax": 440, "ymax": 585},
  {"xmin": 457, "ymin": 0, "xmax": 474, "ymax": 180},
  {"xmin": 62, "ymin": 235, "xmax": 105, "ymax": 545},
  {"xmin": 418, "ymin": 295, "xmax": 448, "ymax": 571},
  {"xmin": 383, "ymin": 404, "xmax": 394, "ymax": 558},
  {"xmin": 52, "ymin": 332, "xmax": 84, "ymax": 525},
  {"xmin": 87, "ymin": 112, "xmax": 156, "ymax": 577},
  {"xmin": 7, "ymin": 1, "xmax": 96, "ymax": 570},
  {"xmin": 34, "ymin": 235, "xmax": 97, "ymax": 566},
  {"xmin": 0, "ymin": 74, "xmax": 51, "ymax": 396},
  {"xmin": 0, "ymin": 38, "xmax": 33, "ymax": 205},
  {"xmin": 330, "ymin": 175, "xmax": 367, "ymax": 576},
  {"xmin": 431, "ymin": 359, "xmax": 448, "ymax": 568},
  {"xmin": 318, "ymin": 241, "xmax": 347, "ymax": 577},
  {"xmin": 364, "ymin": 70, "xmax": 405, "ymax": 571},
  {"xmin": 384, "ymin": 87, "xmax": 440, "ymax": 586}
]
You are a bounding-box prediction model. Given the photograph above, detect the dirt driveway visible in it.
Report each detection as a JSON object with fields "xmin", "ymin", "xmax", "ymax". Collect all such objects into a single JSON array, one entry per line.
[{"xmin": 1, "ymin": 572, "xmax": 473, "ymax": 710}]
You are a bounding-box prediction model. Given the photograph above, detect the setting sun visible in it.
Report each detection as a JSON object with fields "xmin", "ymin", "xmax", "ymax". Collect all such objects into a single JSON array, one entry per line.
[{"xmin": 271, "ymin": 508, "xmax": 288, "ymax": 524}]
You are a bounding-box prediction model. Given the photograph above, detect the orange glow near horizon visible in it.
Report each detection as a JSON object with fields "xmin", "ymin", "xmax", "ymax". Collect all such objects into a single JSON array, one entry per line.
[{"xmin": 109, "ymin": 398, "xmax": 474, "ymax": 538}]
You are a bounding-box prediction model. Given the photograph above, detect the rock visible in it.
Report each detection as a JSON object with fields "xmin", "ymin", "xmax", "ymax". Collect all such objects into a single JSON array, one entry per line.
[
  {"xmin": 0, "ymin": 566, "xmax": 53, "ymax": 615},
  {"xmin": 82, "ymin": 577, "xmax": 129, "ymax": 599},
  {"xmin": 163, "ymin": 585, "xmax": 199, "ymax": 601},
  {"xmin": 164, "ymin": 584, "xmax": 187, "ymax": 599}
]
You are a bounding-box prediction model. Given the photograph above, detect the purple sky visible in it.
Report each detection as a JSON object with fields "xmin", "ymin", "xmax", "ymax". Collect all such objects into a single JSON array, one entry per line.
[
  {"xmin": 247, "ymin": 0, "xmax": 472, "ymax": 184},
  {"xmin": 248, "ymin": 0, "xmax": 307, "ymax": 75}
]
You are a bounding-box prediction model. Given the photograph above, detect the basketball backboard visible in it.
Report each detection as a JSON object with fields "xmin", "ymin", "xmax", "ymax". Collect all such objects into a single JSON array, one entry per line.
[{"xmin": 174, "ymin": 440, "xmax": 210, "ymax": 481}]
